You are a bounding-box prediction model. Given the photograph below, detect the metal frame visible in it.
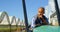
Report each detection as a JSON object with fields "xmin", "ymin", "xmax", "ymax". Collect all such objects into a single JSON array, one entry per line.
[
  {"xmin": 54, "ymin": 0, "xmax": 60, "ymax": 25},
  {"xmin": 22, "ymin": 0, "xmax": 29, "ymax": 32}
]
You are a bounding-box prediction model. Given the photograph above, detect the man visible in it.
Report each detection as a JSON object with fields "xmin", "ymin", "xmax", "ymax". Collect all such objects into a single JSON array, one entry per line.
[{"xmin": 31, "ymin": 7, "xmax": 49, "ymax": 29}]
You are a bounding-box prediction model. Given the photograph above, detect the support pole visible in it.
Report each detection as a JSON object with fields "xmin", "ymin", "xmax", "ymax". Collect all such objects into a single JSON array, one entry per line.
[
  {"xmin": 54, "ymin": 0, "xmax": 60, "ymax": 25},
  {"xmin": 22, "ymin": 0, "xmax": 29, "ymax": 32}
]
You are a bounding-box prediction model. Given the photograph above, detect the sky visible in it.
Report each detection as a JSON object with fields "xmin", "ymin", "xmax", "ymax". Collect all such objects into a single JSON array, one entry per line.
[
  {"xmin": 57, "ymin": 0, "xmax": 60, "ymax": 8},
  {"xmin": 0, "ymin": 0, "xmax": 48, "ymax": 23}
]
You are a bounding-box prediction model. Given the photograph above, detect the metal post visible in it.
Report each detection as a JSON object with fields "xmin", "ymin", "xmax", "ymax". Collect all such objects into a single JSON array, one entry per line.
[
  {"xmin": 10, "ymin": 24, "xmax": 11, "ymax": 32},
  {"xmin": 22, "ymin": 0, "xmax": 29, "ymax": 32},
  {"xmin": 54, "ymin": 0, "xmax": 60, "ymax": 25}
]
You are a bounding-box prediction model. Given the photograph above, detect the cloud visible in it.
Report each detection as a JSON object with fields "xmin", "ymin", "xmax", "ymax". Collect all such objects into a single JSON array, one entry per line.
[
  {"xmin": 44, "ymin": 0, "xmax": 60, "ymax": 24},
  {"xmin": 44, "ymin": 0, "xmax": 60, "ymax": 18},
  {"xmin": 49, "ymin": 0, "xmax": 60, "ymax": 15},
  {"xmin": 45, "ymin": 6, "xmax": 49, "ymax": 17},
  {"xmin": 45, "ymin": 0, "xmax": 55, "ymax": 17}
]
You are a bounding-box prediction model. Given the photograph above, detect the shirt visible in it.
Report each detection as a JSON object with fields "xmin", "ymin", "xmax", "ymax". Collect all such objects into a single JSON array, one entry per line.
[{"xmin": 31, "ymin": 15, "xmax": 49, "ymax": 29}]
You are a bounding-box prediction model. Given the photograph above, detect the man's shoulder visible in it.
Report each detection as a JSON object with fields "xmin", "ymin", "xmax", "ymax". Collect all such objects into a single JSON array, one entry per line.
[
  {"xmin": 43, "ymin": 15, "xmax": 48, "ymax": 19},
  {"xmin": 32, "ymin": 15, "xmax": 37, "ymax": 21}
]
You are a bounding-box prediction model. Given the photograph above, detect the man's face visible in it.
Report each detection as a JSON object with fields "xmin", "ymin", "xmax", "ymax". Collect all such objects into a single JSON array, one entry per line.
[{"xmin": 38, "ymin": 8, "xmax": 44, "ymax": 16}]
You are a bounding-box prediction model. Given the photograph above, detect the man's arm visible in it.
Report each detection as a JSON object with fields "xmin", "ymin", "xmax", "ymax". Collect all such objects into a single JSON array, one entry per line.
[
  {"xmin": 42, "ymin": 17, "xmax": 49, "ymax": 25},
  {"xmin": 40, "ymin": 16, "xmax": 49, "ymax": 25},
  {"xmin": 31, "ymin": 17, "xmax": 35, "ymax": 28}
]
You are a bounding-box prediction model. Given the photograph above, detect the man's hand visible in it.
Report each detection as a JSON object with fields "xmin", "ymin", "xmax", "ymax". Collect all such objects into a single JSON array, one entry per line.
[
  {"xmin": 29, "ymin": 27, "xmax": 33, "ymax": 30},
  {"xmin": 40, "ymin": 15, "xmax": 43, "ymax": 18},
  {"xmin": 38, "ymin": 14, "xmax": 43, "ymax": 19}
]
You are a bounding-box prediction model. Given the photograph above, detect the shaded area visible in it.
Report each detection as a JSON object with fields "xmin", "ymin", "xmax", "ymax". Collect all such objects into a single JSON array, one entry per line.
[{"xmin": 0, "ymin": 25, "xmax": 25, "ymax": 32}]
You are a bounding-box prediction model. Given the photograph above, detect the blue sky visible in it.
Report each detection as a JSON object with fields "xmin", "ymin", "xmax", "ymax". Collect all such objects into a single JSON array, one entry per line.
[{"xmin": 0, "ymin": 0, "xmax": 48, "ymax": 23}]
